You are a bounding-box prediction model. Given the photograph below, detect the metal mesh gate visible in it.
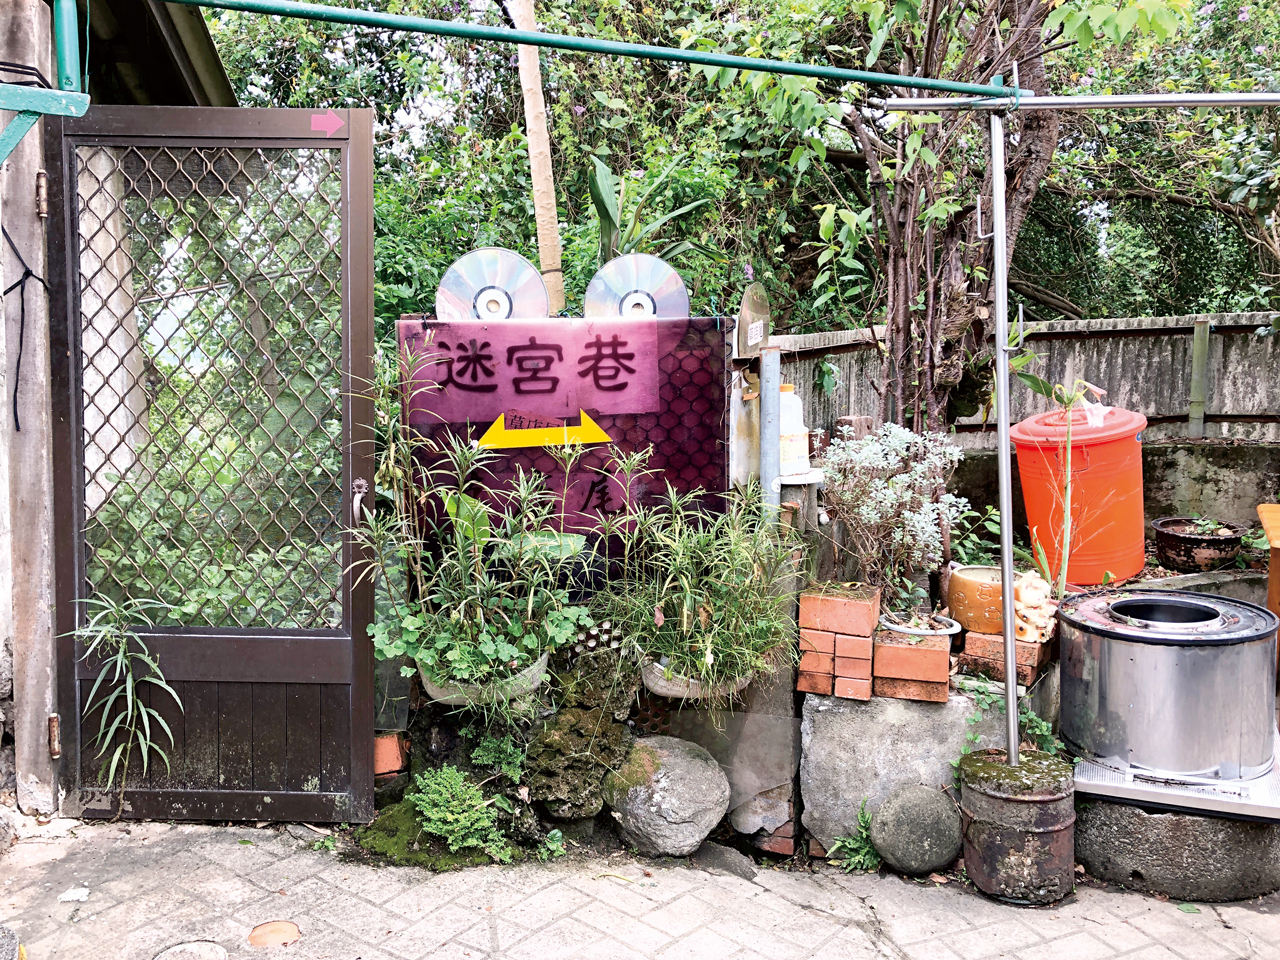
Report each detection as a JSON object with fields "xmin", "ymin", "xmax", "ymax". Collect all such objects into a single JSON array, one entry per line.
[
  {"xmin": 50, "ymin": 107, "xmax": 375, "ymax": 822},
  {"xmin": 76, "ymin": 144, "xmax": 345, "ymax": 628}
]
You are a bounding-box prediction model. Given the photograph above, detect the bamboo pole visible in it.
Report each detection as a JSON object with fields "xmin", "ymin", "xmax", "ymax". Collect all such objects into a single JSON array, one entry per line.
[{"xmin": 508, "ymin": 0, "xmax": 565, "ymax": 313}]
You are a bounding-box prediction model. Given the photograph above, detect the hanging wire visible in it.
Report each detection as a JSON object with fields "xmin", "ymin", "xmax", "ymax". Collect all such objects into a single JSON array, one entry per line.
[{"xmin": 3, "ymin": 225, "xmax": 49, "ymax": 433}]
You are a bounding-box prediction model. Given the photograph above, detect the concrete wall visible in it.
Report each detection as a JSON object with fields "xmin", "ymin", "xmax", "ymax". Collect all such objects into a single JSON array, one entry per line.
[{"xmin": 777, "ymin": 313, "xmax": 1280, "ymax": 447}]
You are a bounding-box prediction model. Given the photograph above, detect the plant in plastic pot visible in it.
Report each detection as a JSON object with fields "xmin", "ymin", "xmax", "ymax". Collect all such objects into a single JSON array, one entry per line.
[{"xmin": 591, "ymin": 449, "xmax": 800, "ymax": 704}]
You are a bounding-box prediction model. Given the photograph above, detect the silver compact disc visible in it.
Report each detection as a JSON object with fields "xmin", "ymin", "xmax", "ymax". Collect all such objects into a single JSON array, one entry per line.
[
  {"xmin": 435, "ymin": 247, "xmax": 549, "ymax": 323},
  {"xmin": 583, "ymin": 253, "xmax": 690, "ymax": 319}
]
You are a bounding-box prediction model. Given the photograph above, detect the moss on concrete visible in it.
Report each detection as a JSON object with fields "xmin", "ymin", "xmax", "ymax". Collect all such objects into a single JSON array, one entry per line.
[
  {"xmin": 352, "ymin": 800, "xmax": 494, "ymax": 871},
  {"xmin": 601, "ymin": 739, "xmax": 663, "ymax": 807},
  {"xmin": 526, "ymin": 707, "xmax": 632, "ymax": 820}
]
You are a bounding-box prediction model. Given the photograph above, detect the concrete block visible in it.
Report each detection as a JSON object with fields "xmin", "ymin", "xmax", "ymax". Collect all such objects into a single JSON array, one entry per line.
[{"xmin": 800, "ymin": 692, "xmax": 1006, "ymax": 849}]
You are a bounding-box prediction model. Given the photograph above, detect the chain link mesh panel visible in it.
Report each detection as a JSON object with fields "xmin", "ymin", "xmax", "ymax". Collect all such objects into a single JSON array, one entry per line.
[{"xmin": 75, "ymin": 145, "xmax": 345, "ymax": 629}]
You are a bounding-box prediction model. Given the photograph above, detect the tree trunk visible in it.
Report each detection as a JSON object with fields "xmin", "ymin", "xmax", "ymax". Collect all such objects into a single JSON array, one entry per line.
[{"xmin": 508, "ymin": 0, "xmax": 566, "ymax": 313}]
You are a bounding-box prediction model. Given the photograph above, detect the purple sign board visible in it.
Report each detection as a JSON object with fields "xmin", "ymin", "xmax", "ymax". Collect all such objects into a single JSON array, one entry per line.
[{"xmin": 397, "ymin": 315, "xmax": 729, "ymax": 531}]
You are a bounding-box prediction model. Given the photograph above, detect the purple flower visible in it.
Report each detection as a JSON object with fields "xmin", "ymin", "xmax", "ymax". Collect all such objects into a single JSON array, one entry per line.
[
  {"xmin": 744, "ymin": 263, "xmax": 755, "ymax": 281},
  {"xmin": 1080, "ymin": 76, "xmax": 1094, "ymax": 86},
  {"xmin": 572, "ymin": 104, "xmax": 585, "ymax": 115},
  {"xmin": 1087, "ymin": 67, "xmax": 1096, "ymax": 76},
  {"xmin": 1239, "ymin": 6, "xmax": 1251, "ymax": 20},
  {"xmin": 1198, "ymin": 3, "xmax": 1215, "ymax": 13},
  {"xmin": 1257, "ymin": 44, "xmax": 1268, "ymax": 53}
]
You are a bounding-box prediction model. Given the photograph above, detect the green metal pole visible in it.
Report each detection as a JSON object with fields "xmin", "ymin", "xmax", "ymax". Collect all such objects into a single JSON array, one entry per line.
[
  {"xmin": 52, "ymin": 0, "xmax": 81, "ymax": 92},
  {"xmin": 170, "ymin": 0, "xmax": 1032, "ymax": 99}
]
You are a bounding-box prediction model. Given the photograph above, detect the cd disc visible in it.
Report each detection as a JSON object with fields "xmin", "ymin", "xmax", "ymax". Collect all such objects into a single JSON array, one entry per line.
[
  {"xmin": 583, "ymin": 254, "xmax": 690, "ymax": 319},
  {"xmin": 435, "ymin": 247, "xmax": 549, "ymax": 323}
]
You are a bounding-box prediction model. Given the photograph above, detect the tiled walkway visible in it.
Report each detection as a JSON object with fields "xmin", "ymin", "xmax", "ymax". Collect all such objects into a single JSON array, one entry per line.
[{"xmin": 3, "ymin": 819, "xmax": 1279, "ymax": 959}]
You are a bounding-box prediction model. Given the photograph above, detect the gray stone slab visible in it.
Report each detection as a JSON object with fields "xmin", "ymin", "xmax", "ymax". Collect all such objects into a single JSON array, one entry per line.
[{"xmin": 800, "ymin": 691, "xmax": 1006, "ymax": 849}]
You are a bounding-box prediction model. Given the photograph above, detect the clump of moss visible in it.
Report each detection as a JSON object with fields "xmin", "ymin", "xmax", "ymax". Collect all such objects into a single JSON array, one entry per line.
[
  {"xmin": 552, "ymin": 648, "xmax": 641, "ymax": 720},
  {"xmin": 352, "ymin": 800, "xmax": 492, "ymax": 871},
  {"xmin": 958, "ymin": 748, "xmax": 1073, "ymax": 796},
  {"xmin": 601, "ymin": 739, "xmax": 663, "ymax": 805}
]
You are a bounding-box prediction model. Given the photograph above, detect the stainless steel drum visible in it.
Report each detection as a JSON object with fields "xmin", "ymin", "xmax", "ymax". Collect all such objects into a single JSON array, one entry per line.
[{"xmin": 1058, "ymin": 590, "xmax": 1278, "ymax": 782}]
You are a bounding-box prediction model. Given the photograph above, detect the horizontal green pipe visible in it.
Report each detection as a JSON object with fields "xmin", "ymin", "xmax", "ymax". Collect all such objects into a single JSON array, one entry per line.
[
  {"xmin": 170, "ymin": 0, "xmax": 1032, "ymax": 99},
  {"xmin": 53, "ymin": 0, "xmax": 81, "ymax": 92}
]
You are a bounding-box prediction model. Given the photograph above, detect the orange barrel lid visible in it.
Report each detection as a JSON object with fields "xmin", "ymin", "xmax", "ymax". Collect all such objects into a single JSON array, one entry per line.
[{"xmin": 1009, "ymin": 406, "xmax": 1147, "ymax": 447}]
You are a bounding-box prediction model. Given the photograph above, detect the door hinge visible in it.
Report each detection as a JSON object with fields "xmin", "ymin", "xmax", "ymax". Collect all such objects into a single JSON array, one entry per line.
[
  {"xmin": 48, "ymin": 713, "xmax": 61, "ymax": 759},
  {"xmin": 36, "ymin": 169, "xmax": 47, "ymax": 219}
]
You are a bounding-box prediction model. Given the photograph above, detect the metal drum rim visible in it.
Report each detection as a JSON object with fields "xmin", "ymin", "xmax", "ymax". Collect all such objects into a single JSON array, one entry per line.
[{"xmin": 1056, "ymin": 588, "xmax": 1279, "ymax": 646}]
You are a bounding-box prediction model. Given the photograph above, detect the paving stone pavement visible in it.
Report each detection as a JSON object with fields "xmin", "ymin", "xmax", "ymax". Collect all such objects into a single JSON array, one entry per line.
[{"xmin": 3, "ymin": 819, "xmax": 1280, "ymax": 960}]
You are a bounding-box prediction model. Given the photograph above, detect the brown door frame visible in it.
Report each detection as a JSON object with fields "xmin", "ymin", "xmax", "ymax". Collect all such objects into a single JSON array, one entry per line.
[{"xmin": 46, "ymin": 106, "xmax": 375, "ymax": 821}]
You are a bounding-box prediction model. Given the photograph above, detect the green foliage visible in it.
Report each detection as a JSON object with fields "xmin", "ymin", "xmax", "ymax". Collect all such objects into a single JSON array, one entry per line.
[
  {"xmin": 813, "ymin": 355, "xmax": 841, "ymax": 397},
  {"xmin": 539, "ymin": 828, "xmax": 567, "ymax": 861},
  {"xmin": 406, "ymin": 765, "xmax": 512, "ymax": 863},
  {"xmin": 828, "ymin": 800, "xmax": 881, "ymax": 873},
  {"xmin": 593, "ymin": 459, "xmax": 800, "ymax": 699},
  {"xmin": 75, "ymin": 598, "xmax": 183, "ymax": 800},
  {"xmin": 471, "ymin": 734, "xmax": 525, "ymax": 783}
]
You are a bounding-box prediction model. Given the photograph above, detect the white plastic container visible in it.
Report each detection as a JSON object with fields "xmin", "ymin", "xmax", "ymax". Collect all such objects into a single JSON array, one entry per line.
[{"xmin": 779, "ymin": 384, "xmax": 810, "ymax": 476}]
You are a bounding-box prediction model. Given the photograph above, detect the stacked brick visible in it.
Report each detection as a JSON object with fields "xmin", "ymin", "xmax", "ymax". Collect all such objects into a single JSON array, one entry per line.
[
  {"xmin": 796, "ymin": 587, "xmax": 879, "ymax": 700},
  {"xmin": 872, "ymin": 630, "xmax": 950, "ymax": 703},
  {"xmin": 958, "ymin": 630, "xmax": 1053, "ymax": 685}
]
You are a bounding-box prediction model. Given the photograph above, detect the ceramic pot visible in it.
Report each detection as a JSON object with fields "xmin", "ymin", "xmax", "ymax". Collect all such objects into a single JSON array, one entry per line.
[
  {"xmin": 640, "ymin": 661, "xmax": 752, "ymax": 701},
  {"xmin": 418, "ymin": 652, "xmax": 549, "ymax": 707},
  {"xmin": 1152, "ymin": 517, "xmax": 1245, "ymax": 572},
  {"xmin": 947, "ymin": 566, "xmax": 1004, "ymax": 633}
]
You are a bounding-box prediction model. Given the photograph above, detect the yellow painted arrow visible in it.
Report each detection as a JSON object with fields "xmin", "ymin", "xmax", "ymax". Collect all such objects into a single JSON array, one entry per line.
[{"xmin": 477, "ymin": 409, "xmax": 612, "ymax": 449}]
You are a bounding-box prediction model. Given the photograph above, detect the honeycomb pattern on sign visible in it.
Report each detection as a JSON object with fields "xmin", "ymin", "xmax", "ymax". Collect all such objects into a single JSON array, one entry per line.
[{"xmin": 413, "ymin": 317, "xmax": 728, "ymax": 519}]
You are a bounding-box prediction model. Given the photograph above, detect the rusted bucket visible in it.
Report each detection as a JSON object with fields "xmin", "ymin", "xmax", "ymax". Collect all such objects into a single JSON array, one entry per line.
[{"xmin": 959, "ymin": 748, "xmax": 1075, "ymax": 904}]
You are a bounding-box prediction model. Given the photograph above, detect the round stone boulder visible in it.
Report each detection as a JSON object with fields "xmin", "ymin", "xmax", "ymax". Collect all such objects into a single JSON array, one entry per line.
[
  {"xmin": 1076, "ymin": 800, "xmax": 1280, "ymax": 902},
  {"xmin": 602, "ymin": 736, "xmax": 730, "ymax": 857},
  {"xmin": 869, "ymin": 784, "xmax": 962, "ymax": 875}
]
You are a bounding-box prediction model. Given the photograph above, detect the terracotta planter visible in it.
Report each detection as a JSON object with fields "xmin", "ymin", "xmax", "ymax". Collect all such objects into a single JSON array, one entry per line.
[
  {"xmin": 374, "ymin": 731, "xmax": 409, "ymax": 776},
  {"xmin": 1152, "ymin": 517, "xmax": 1245, "ymax": 572},
  {"xmin": 798, "ymin": 584, "xmax": 881, "ymax": 636},
  {"xmin": 640, "ymin": 660, "xmax": 752, "ymax": 701},
  {"xmin": 872, "ymin": 616, "xmax": 960, "ymax": 703},
  {"xmin": 418, "ymin": 652, "xmax": 549, "ymax": 707}
]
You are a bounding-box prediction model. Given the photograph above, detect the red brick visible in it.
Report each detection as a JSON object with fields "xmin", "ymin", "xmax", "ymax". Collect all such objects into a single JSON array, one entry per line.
[
  {"xmin": 957, "ymin": 652, "xmax": 1039, "ymax": 686},
  {"xmin": 964, "ymin": 631, "xmax": 1051, "ymax": 668},
  {"xmin": 800, "ymin": 628, "xmax": 835, "ymax": 654},
  {"xmin": 755, "ymin": 835, "xmax": 795, "ymax": 856},
  {"xmin": 835, "ymin": 634, "xmax": 873, "ymax": 659},
  {"xmin": 834, "ymin": 657, "xmax": 871, "ymax": 680},
  {"xmin": 799, "ymin": 587, "xmax": 881, "ymax": 635},
  {"xmin": 799, "ymin": 651, "xmax": 834, "ymax": 674},
  {"xmin": 772, "ymin": 820, "xmax": 795, "ymax": 838},
  {"xmin": 873, "ymin": 632, "xmax": 950, "ymax": 682},
  {"xmin": 809, "ymin": 839, "xmax": 827, "ymax": 858},
  {"xmin": 797, "ymin": 672, "xmax": 833, "ymax": 695},
  {"xmin": 873, "ymin": 676, "xmax": 949, "ymax": 703},
  {"xmin": 834, "ymin": 677, "xmax": 872, "ymax": 700}
]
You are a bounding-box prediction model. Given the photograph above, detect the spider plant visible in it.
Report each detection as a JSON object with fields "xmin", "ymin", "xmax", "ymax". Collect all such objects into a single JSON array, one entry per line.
[{"xmin": 76, "ymin": 597, "xmax": 182, "ymax": 805}]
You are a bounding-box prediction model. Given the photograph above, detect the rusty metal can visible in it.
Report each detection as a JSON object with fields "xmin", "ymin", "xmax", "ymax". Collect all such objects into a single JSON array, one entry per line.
[{"xmin": 959, "ymin": 748, "xmax": 1075, "ymax": 904}]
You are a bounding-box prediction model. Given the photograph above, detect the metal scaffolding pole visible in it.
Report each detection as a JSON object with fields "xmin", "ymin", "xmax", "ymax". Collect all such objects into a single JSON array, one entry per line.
[
  {"xmin": 168, "ymin": 0, "xmax": 1032, "ymax": 99},
  {"xmin": 876, "ymin": 92, "xmax": 1280, "ymax": 111}
]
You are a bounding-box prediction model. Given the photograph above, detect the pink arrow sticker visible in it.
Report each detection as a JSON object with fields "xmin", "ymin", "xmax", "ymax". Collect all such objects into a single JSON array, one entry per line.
[{"xmin": 310, "ymin": 109, "xmax": 345, "ymax": 137}]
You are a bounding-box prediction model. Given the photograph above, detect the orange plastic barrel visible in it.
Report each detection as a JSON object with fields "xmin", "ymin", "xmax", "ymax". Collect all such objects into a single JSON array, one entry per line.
[{"xmin": 1009, "ymin": 407, "xmax": 1147, "ymax": 585}]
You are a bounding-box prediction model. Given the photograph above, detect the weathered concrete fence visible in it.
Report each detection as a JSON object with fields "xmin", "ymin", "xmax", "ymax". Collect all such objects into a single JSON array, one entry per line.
[
  {"xmin": 776, "ymin": 312, "xmax": 1280, "ymax": 529},
  {"xmin": 776, "ymin": 312, "xmax": 1280, "ymax": 446}
]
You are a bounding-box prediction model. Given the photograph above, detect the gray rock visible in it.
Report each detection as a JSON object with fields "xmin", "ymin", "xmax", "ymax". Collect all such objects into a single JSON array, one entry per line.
[
  {"xmin": 691, "ymin": 840, "xmax": 757, "ymax": 880},
  {"xmin": 730, "ymin": 784, "xmax": 791, "ymax": 836},
  {"xmin": 602, "ymin": 736, "xmax": 730, "ymax": 857},
  {"xmin": 0, "ymin": 804, "xmax": 15, "ymax": 858},
  {"xmin": 1076, "ymin": 800, "xmax": 1280, "ymax": 902},
  {"xmin": 0, "ymin": 925, "xmax": 16, "ymax": 960},
  {"xmin": 800, "ymin": 692, "xmax": 1006, "ymax": 850},
  {"xmin": 0, "ymin": 741, "xmax": 13, "ymax": 794},
  {"xmin": 869, "ymin": 784, "xmax": 961, "ymax": 875}
]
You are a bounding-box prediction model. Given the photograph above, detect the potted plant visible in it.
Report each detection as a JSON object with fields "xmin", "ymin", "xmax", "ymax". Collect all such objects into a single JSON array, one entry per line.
[
  {"xmin": 816, "ymin": 423, "xmax": 969, "ymax": 700},
  {"xmin": 356, "ymin": 353, "xmax": 592, "ymax": 710},
  {"xmin": 592, "ymin": 450, "xmax": 799, "ymax": 704},
  {"xmin": 1152, "ymin": 516, "xmax": 1247, "ymax": 572}
]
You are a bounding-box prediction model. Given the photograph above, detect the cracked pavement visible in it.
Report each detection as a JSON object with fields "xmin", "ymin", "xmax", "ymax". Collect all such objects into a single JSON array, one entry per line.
[{"xmin": 3, "ymin": 819, "xmax": 1280, "ymax": 959}]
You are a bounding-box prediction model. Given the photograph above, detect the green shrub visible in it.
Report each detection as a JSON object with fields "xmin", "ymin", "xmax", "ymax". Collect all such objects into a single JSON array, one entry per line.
[
  {"xmin": 405, "ymin": 766, "xmax": 511, "ymax": 863},
  {"xmin": 471, "ymin": 734, "xmax": 525, "ymax": 783}
]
